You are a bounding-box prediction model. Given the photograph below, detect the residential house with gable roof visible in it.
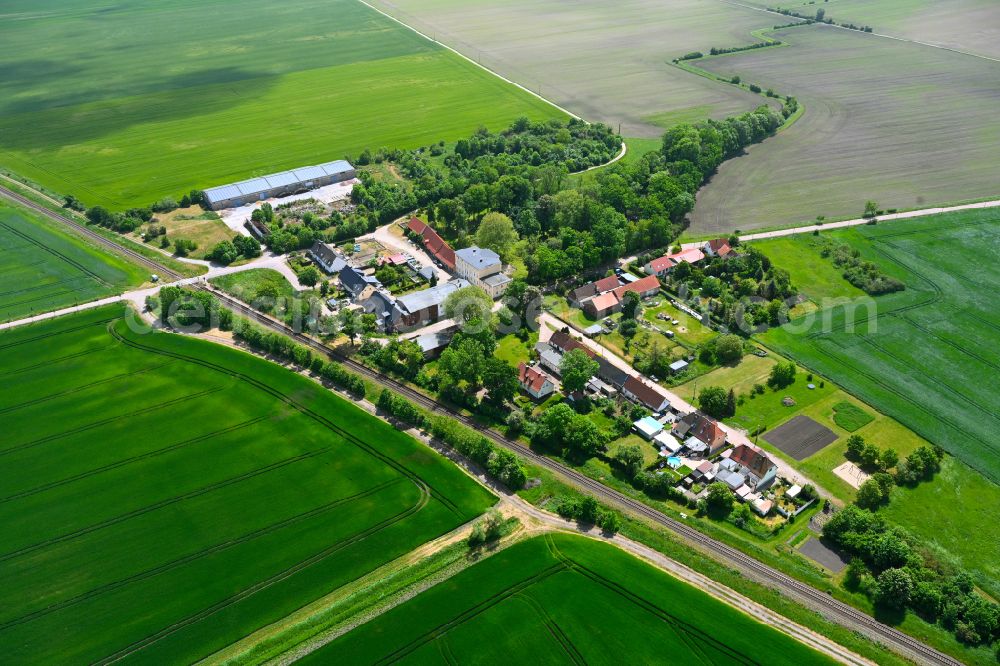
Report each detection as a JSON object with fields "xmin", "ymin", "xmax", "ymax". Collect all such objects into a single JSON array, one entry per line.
[
  {"xmin": 720, "ymin": 444, "xmax": 778, "ymax": 491},
  {"xmin": 518, "ymin": 363, "xmax": 556, "ymax": 400}
]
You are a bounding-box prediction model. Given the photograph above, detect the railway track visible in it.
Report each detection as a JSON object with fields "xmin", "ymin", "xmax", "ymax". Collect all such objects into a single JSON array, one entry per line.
[
  {"xmin": 0, "ymin": 185, "xmax": 185, "ymax": 282},
  {"xmin": 6, "ymin": 181, "xmax": 958, "ymax": 665},
  {"xmin": 205, "ymin": 289, "xmax": 959, "ymax": 666}
]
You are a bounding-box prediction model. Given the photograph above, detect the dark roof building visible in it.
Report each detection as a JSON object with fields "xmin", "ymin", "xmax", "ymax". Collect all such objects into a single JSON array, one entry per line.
[
  {"xmin": 339, "ymin": 265, "xmax": 380, "ymax": 300},
  {"xmin": 622, "ymin": 376, "xmax": 671, "ymax": 412},
  {"xmin": 309, "ymin": 241, "xmax": 347, "ymax": 274}
]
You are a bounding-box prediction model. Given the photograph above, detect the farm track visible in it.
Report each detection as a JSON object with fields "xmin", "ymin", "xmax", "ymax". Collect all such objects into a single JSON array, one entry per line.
[
  {"xmin": 6, "ymin": 181, "xmax": 961, "ymax": 666},
  {"xmin": 205, "ymin": 288, "xmax": 960, "ymax": 666}
]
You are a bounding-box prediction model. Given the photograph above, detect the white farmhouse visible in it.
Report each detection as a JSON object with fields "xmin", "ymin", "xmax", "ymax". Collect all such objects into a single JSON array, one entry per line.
[{"xmin": 454, "ymin": 246, "xmax": 511, "ymax": 299}]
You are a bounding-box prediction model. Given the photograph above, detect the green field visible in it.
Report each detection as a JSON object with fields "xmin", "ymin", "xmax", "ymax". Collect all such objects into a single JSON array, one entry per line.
[
  {"xmin": 762, "ymin": 209, "xmax": 1000, "ymax": 482},
  {"xmin": 366, "ymin": 0, "xmax": 778, "ymax": 138},
  {"xmin": 0, "ymin": 0, "xmax": 564, "ymax": 209},
  {"xmin": 0, "ymin": 200, "xmax": 148, "ymax": 322},
  {"xmin": 303, "ymin": 533, "xmax": 835, "ymax": 664},
  {"xmin": 0, "ymin": 305, "xmax": 493, "ymax": 663},
  {"xmin": 210, "ymin": 268, "xmax": 296, "ymax": 301},
  {"xmin": 690, "ymin": 24, "xmax": 1000, "ymax": 232}
]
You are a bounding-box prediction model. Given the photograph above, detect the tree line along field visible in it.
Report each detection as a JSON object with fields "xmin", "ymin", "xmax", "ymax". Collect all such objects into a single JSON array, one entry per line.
[
  {"xmin": 0, "ymin": 0, "xmax": 564, "ymax": 210},
  {"xmin": 0, "ymin": 304, "xmax": 493, "ymax": 664},
  {"xmin": 741, "ymin": 0, "xmax": 1000, "ymax": 59},
  {"xmin": 303, "ymin": 533, "xmax": 836, "ymax": 665},
  {"xmin": 689, "ymin": 24, "xmax": 1000, "ymax": 233},
  {"xmin": 761, "ymin": 209, "xmax": 1000, "ymax": 483},
  {"xmin": 0, "ymin": 199, "xmax": 148, "ymax": 323},
  {"xmin": 366, "ymin": 0, "xmax": 778, "ymax": 137}
]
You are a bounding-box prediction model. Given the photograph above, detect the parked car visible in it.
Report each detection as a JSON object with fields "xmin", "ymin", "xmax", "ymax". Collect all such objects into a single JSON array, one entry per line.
[{"xmin": 665, "ymin": 330, "xmax": 675, "ymax": 338}]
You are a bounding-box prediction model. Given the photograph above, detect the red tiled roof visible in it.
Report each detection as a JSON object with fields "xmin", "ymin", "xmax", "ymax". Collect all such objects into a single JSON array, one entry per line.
[
  {"xmin": 612, "ymin": 275, "xmax": 660, "ymax": 300},
  {"xmin": 706, "ymin": 238, "xmax": 731, "ymax": 256},
  {"xmin": 646, "ymin": 256, "xmax": 676, "ymax": 273},
  {"xmin": 587, "ymin": 291, "xmax": 620, "ymax": 313},
  {"xmin": 730, "ymin": 444, "xmax": 775, "ymax": 477},
  {"xmin": 595, "ymin": 275, "xmax": 621, "ymax": 293},
  {"xmin": 518, "ymin": 363, "xmax": 552, "ymax": 394},
  {"xmin": 412, "ymin": 221, "xmax": 455, "ymax": 269}
]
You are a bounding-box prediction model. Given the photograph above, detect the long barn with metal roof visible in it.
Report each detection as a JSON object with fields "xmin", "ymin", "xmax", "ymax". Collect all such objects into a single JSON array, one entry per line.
[{"xmin": 202, "ymin": 160, "xmax": 356, "ymax": 210}]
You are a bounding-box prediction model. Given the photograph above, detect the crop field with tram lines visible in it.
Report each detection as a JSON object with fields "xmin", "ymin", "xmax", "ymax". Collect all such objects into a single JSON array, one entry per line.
[
  {"xmin": 0, "ymin": 199, "xmax": 148, "ymax": 323},
  {"xmin": 302, "ymin": 533, "xmax": 836, "ymax": 665},
  {"xmin": 0, "ymin": 304, "xmax": 493, "ymax": 664},
  {"xmin": 0, "ymin": 0, "xmax": 565, "ymax": 209},
  {"xmin": 762, "ymin": 208, "xmax": 1000, "ymax": 483}
]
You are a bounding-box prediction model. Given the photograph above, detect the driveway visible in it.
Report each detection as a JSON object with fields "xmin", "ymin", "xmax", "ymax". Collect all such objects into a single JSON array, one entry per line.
[{"xmin": 359, "ymin": 221, "xmax": 452, "ymax": 284}]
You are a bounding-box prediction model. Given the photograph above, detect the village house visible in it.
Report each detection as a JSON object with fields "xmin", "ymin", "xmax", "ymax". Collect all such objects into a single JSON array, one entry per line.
[
  {"xmin": 406, "ymin": 218, "xmax": 456, "ymax": 270},
  {"xmin": 309, "ymin": 241, "xmax": 348, "ymax": 274},
  {"xmin": 518, "ymin": 363, "xmax": 557, "ymax": 400},
  {"xmin": 339, "ymin": 265, "xmax": 381, "ymax": 301},
  {"xmin": 643, "ymin": 248, "xmax": 706, "ymax": 277},
  {"xmin": 719, "ymin": 444, "xmax": 778, "ymax": 491},
  {"xmin": 702, "ymin": 238, "xmax": 733, "ymax": 258},
  {"xmin": 581, "ymin": 275, "xmax": 662, "ymax": 318},
  {"xmin": 673, "ymin": 411, "xmax": 727, "ymax": 457},
  {"xmin": 454, "ymin": 246, "xmax": 511, "ymax": 299},
  {"xmin": 391, "ymin": 279, "xmax": 469, "ymax": 331},
  {"xmin": 621, "ymin": 376, "xmax": 671, "ymax": 413}
]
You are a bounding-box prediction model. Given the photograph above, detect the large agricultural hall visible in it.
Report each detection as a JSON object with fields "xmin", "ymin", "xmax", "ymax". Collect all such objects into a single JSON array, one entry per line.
[{"xmin": 203, "ymin": 160, "xmax": 356, "ymax": 210}]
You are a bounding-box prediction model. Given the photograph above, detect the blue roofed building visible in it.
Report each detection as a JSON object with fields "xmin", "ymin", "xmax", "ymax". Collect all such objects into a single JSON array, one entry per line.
[{"xmin": 202, "ymin": 160, "xmax": 356, "ymax": 210}]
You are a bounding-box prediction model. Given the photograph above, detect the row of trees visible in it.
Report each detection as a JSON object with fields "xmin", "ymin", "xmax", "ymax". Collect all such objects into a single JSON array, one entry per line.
[
  {"xmin": 206, "ymin": 235, "xmax": 261, "ymax": 265},
  {"xmin": 847, "ymin": 436, "xmax": 945, "ymax": 508},
  {"xmin": 825, "ymin": 242, "xmax": 905, "ymax": 295},
  {"xmin": 825, "ymin": 506, "xmax": 998, "ymax": 646}
]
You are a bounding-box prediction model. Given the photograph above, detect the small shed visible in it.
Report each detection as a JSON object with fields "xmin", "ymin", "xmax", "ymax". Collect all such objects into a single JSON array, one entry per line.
[
  {"xmin": 786, "ymin": 484, "xmax": 802, "ymax": 499},
  {"xmin": 634, "ymin": 416, "xmax": 664, "ymax": 440},
  {"xmin": 669, "ymin": 359, "xmax": 690, "ymax": 374}
]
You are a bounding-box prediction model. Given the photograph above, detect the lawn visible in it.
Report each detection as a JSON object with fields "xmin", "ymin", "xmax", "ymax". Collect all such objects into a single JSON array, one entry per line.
[
  {"xmin": 210, "ymin": 269, "xmax": 297, "ymax": 302},
  {"xmin": 495, "ymin": 331, "xmax": 538, "ymax": 367},
  {"xmin": 0, "ymin": 304, "xmax": 493, "ymax": 664},
  {"xmin": 831, "ymin": 401, "xmax": 874, "ymax": 432},
  {"xmin": 303, "ymin": 533, "xmax": 835, "ymax": 665},
  {"xmin": 762, "ymin": 209, "xmax": 1000, "ymax": 483},
  {"xmin": 366, "ymin": 0, "xmax": 778, "ymax": 138},
  {"xmin": 147, "ymin": 206, "xmax": 236, "ymax": 260},
  {"xmin": 0, "ymin": 0, "xmax": 564, "ymax": 209},
  {"xmin": 883, "ymin": 458, "xmax": 1000, "ymax": 599},
  {"xmin": 0, "ymin": 199, "xmax": 148, "ymax": 322},
  {"xmin": 690, "ymin": 24, "xmax": 1000, "ymax": 232},
  {"xmin": 753, "ymin": 235, "xmax": 867, "ymax": 303}
]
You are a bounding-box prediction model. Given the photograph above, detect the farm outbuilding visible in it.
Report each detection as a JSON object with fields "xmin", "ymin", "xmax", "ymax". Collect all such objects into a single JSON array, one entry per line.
[{"xmin": 202, "ymin": 160, "xmax": 356, "ymax": 210}]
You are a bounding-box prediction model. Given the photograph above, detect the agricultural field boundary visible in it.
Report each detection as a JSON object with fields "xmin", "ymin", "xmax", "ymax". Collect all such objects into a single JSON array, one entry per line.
[
  {"xmin": 718, "ymin": 0, "xmax": 1000, "ymax": 64},
  {"xmin": 357, "ymin": 0, "xmax": 579, "ymax": 120}
]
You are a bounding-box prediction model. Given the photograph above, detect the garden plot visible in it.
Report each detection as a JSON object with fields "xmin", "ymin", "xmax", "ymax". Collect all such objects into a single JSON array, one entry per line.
[{"xmin": 764, "ymin": 415, "xmax": 838, "ymax": 460}]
